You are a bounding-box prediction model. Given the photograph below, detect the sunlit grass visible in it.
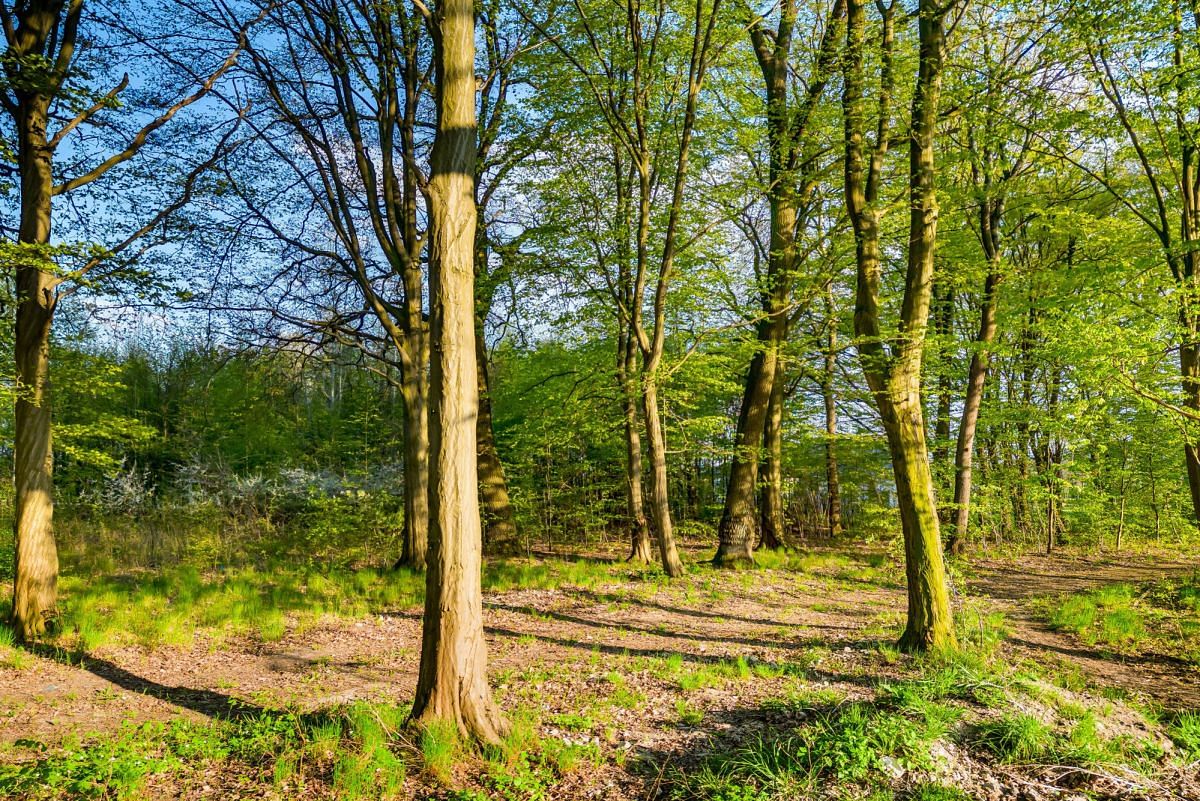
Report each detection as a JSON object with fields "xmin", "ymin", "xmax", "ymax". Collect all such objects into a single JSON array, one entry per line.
[
  {"xmin": 48, "ymin": 554, "xmax": 645, "ymax": 651},
  {"xmin": 1039, "ymin": 578, "xmax": 1200, "ymax": 662}
]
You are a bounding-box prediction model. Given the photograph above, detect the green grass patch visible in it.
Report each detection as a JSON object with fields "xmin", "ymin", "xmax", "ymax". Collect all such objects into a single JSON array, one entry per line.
[
  {"xmin": 1038, "ymin": 577, "xmax": 1200, "ymax": 662},
  {"xmin": 0, "ymin": 702, "xmax": 413, "ymax": 800}
]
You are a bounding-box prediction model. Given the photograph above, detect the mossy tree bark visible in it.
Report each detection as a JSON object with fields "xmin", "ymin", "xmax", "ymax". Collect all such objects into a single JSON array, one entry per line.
[
  {"xmin": 822, "ymin": 290, "xmax": 843, "ymax": 537},
  {"xmin": 759, "ymin": 366, "xmax": 786, "ymax": 549},
  {"xmin": 842, "ymin": 0, "xmax": 956, "ymax": 652},
  {"xmin": 411, "ymin": 0, "xmax": 506, "ymax": 743},
  {"xmin": 714, "ymin": 0, "xmax": 844, "ymax": 567}
]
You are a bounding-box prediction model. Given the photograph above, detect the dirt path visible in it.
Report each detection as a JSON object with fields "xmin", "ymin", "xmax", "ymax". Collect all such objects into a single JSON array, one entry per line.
[{"xmin": 966, "ymin": 551, "xmax": 1200, "ymax": 711}]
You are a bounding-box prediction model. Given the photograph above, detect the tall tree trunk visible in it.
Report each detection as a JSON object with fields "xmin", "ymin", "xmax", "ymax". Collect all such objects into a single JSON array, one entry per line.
[
  {"xmin": 715, "ymin": 343, "xmax": 777, "ymax": 566},
  {"xmin": 947, "ymin": 268, "xmax": 999, "ymax": 554},
  {"xmin": 642, "ymin": 377, "xmax": 684, "ymax": 576},
  {"xmin": 823, "ymin": 292, "xmax": 843, "ymax": 537},
  {"xmin": 879, "ymin": 383, "xmax": 955, "ymax": 651},
  {"xmin": 843, "ymin": 0, "xmax": 955, "ymax": 652},
  {"xmin": 475, "ymin": 327, "xmax": 518, "ymax": 554},
  {"xmin": 759, "ymin": 364, "xmax": 785, "ymax": 549},
  {"xmin": 412, "ymin": 0, "xmax": 505, "ymax": 743},
  {"xmin": 12, "ymin": 93, "xmax": 58, "ymax": 642},
  {"xmin": 473, "ymin": 211, "xmax": 517, "ymax": 555},
  {"xmin": 620, "ymin": 325, "xmax": 653, "ymax": 562}
]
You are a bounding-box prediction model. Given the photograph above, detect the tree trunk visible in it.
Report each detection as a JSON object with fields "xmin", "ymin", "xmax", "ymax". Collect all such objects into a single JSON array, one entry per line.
[
  {"xmin": 880, "ymin": 381, "xmax": 956, "ymax": 652},
  {"xmin": 823, "ymin": 295, "xmax": 843, "ymax": 537},
  {"xmin": 475, "ymin": 328, "xmax": 518, "ymax": 555},
  {"xmin": 397, "ymin": 368, "xmax": 430, "ymax": 570},
  {"xmin": 842, "ymin": 0, "xmax": 955, "ymax": 652},
  {"xmin": 642, "ymin": 378, "xmax": 684, "ymax": 577},
  {"xmin": 947, "ymin": 269, "xmax": 999, "ymax": 555},
  {"xmin": 932, "ymin": 284, "xmax": 954, "ymax": 467},
  {"xmin": 1181, "ymin": 343, "xmax": 1200, "ymax": 525},
  {"xmin": 620, "ymin": 327, "xmax": 653, "ymax": 562},
  {"xmin": 714, "ymin": 345, "xmax": 776, "ymax": 567},
  {"xmin": 12, "ymin": 94, "xmax": 58, "ymax": 642},
  {"xmin": 759, "ymin": 364, "xmax": 785, "ymax": 549},
  {"xmin": 411, "ymin": 0, "xmax": 505, "ymax": 743}
]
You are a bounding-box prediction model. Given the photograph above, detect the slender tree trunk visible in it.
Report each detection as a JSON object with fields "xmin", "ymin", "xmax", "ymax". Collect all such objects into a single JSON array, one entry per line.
[
  {"xmin": 1114, "ymin": 441, "xmax": 1129, "ymax": 552},
  {"xmin": 947, "ymin": 269, "xmax": 999, "ymax": 554},
  {"xmin": 620, "ymin": 327, "xmax": 653, "ymax": 562},
  {"xmin": 12, "ymin": 95, "xmax": 58, "ymax": 642},
  {"xmin": 715, "ymin": 0, "xmax": 834, "ymax": 564},
  {"xmin": 842, "ymin": 0, "xmax": 955, "ymax": 652},
  {"xmin": 932, "ymin": 284, "xmax": 954, "ymax": 467},
  {"xmin": 642, "ymin": 378, "xmax": 684, "ymax": 576},
  {"xmin": 823, "ymin": 294, "xmax": 843, "ymax": 537},
  {"xmin": 397, "ymin": 368, "xmax": 430, "ymax": 569},
  {"xmin": 715, "ymin": 344, "xmax": 777, "ymax": 566},
  {"xmin": 475, "ymin": 327, "xmax": 518, "ymax": 554},
  {"xmin": 412, "ymin": 0, "xmax": 505, "ymax": 742},
  {"xmin": 759, "ymin": 364, "xmax": 785, "ymax": 549}
]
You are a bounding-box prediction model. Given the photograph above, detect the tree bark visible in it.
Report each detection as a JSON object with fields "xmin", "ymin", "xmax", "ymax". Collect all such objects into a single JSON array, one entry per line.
[
  {"xmin": 759, "ymin": 364, "xmax": 786, "ymax": 549},
  {"xmin": 411, "ymin": 0, "xmax": 505, "ymax": 743},
  {"xmin": 1181, "ymin": 343, "xmax": 1200, "ymax": 524},
  {"xmin": 932, "ymin": 283, "xmax": 954, "ymax": 467},
  {"xmin": 620, "ymin": 325, "xmax": 653, "ymax": 562},
  {"xmin": 946, "ymin": 268, "xmax": 998, "ymax": 555},
  {"xmin": 398, "ymin": 359, "xmax": 430, "ymax": 569},
  {"xmin": 715, "ymin": 344, "xmax": 777, "ymax": 566},
  {"xmin": 475, "ymin": 327, "xmax": 518, "ymax": 555},
  {"xmin": 879, "ymin": 384, "xmax": 956, "ymax": 651},
  {"xmin": 823, "ymin": 292, "xmax": 843, "ymax": 537},
  {"xmin": 642, "ymin": 377, "xmax": 684, "ymax": 576}
]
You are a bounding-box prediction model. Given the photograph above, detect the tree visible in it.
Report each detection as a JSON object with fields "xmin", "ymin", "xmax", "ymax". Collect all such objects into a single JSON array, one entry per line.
[
  {"xmin": 941, "ymin": 4, "xmax": 1043, "ymax": 553},
  {"xmin": 1055, "ymin": 1, "xmax": 1200, "ymax": 528},
  {"xmin": 841, "ymin": 0, "xmax": 956, "ymax": 651},
  {"xmin": 527, "ymin": 0, "xmax": 725, "ymax": 577},
  {"xmin": 410, "ymin": 0, "xmax": 505, "ymax": 743},
  {"xmin": 3, "ymin": 0, "xmax": 246, "ymax": 640},
  {"xmin": 473, "ymin": 0, "xmax": 539, "ymax": 555},
  {"xmin": 220, "ymin": 0, "xmax": 433, "ymax": 570},
  {"xmin": 713, "ymin": 0, "xmax": 844, "ymax": 566}
]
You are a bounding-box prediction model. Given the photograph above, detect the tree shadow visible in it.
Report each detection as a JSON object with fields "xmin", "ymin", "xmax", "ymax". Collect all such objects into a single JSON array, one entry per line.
[
  {"xmin": 484, "ymin": 599, "xmax": 873, "ymax": 654},
  {"xmin": 24, "ymin": 642, "xmax": 273, "ymax": 721},
  {"xmin": 559, "ymin": 588, "xmax": 797, "ymax": 628},
  {"xmin": 483, "ymin": 623, "xmax": 885, "ymax": 688}
]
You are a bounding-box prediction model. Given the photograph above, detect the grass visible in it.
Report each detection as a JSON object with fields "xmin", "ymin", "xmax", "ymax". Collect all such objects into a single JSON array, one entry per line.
[
  {"xmin": 0, "ymin": 699, "xmax": 603, "ymax": 801},
  {"xmin": 1038, "ymin": 576, "xmax": 1200, "ymax": 662},
  {"xmin": 1167, "ymin": 711, "xmax": 1200, "ymax": 762},
  {"xmin": 41, "ymin": 556, "xmax": 639, "ymax": 651}
]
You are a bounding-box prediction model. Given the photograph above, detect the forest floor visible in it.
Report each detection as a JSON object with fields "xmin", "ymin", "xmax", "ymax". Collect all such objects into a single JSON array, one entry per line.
[{"xmin": 0, "ymin": 544, "xmax": 1198, "ymax": 800}]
